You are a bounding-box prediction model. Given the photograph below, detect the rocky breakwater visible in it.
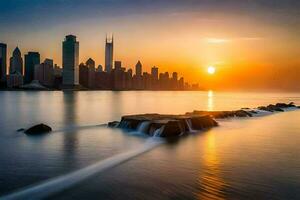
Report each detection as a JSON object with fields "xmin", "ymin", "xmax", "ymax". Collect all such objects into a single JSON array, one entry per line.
[
  {"xmin": 108, "ymin": 114, "xmax": 218, "ymax": 137},
  {"xmin": 188, "ymin": 102, "xmax": 297, "ymax": 119},
  {"xmin": 108, "ymin": 102, "xmax": 298, "ymax": 137}
]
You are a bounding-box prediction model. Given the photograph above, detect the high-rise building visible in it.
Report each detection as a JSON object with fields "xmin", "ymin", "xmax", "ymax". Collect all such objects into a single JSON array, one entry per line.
[
  {"xmin": 79, "ymin": 63, "xmax": 89, "ymax": 88},
  {"xmin": 96, "ymin": 65, "xmax": 103, "ymax": 72},
  {"xmin": 62, "ymin": 35, "xmax": 79, "ymax": 86},
  {"xmin": 0, "ymin": 43, "xmax": 7, "ymax": 86},
  {"xmin": 86, "ymin": 58, "xmax": 95, "ymax": 88},
  {"xmin": 135, "ymin": 60, "xmax": 142, "ymax": 77},
  {"xmin": 172, "ymin": 72, "xmax": 178, "ymax": 81},
  {"xmin": 7, "ymin": 71, "xmax": 23, "ymax": 88},
  {"xmin": 127, "ymin": 68, "xmax": 133, "ymax": 77},
  {"xmin": 151, "ymin": 66, "xmax": 158, "ymax": 81},
  {"xmin": 34, "ymin": 59, "xmax": 54, "ymax": 87},
  {"xmin": 105, "ymin": 35, "xmax": 113, "ymax": 73},
  {"xmin": 10, "ymin": 47, "xmax": 23, "ymax": 75},
  {"xmin": 114, "ymin": 61, "xmax": 122, "ymax": 71},
  {"xmin": 25, "ymin": 52, "xmax": 40, "ymax": 83},
  {"xmin": 86, "ymin": 58, "xmax": 95, "ymax": 70}
]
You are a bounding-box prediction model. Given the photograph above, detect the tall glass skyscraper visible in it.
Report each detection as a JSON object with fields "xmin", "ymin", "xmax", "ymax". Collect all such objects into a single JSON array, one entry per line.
[
  {"xmin": 105, "ymin": 36, "xmax": 113, "ymax": 73},
  {"xmin": 25, "ymin": 52, "xmax": 40, "ymax": 83},
  {"xmin": 0, "ymin": 43, "xmax": 7, "ymax": 86},
  {"xmin": 10, "ymin": 47, "xmax": 23, "ymax": 75},
  {"xmin": 135, "ymin": 60, "xmax": 142, "ymax": 77},
  {"xmin": 63, "ymin": 35, "xmax": 79, "ymax": 86}
]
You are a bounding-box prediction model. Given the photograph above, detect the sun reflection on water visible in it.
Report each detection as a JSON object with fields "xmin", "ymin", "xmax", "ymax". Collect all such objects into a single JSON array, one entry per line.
[
  {"xmin": 197, "ymin": 132, "xmax": 227, "ymax": 200},
  {"xmin": 207, "ymin": 90, "xmax": 214, "ymax": 111}
]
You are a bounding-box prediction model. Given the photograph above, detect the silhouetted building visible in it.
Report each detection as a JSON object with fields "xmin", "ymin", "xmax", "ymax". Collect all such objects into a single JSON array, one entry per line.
[
  {"xmin": 0, "ymin": 43, "xmax": 7, "ymax": 87},
  {"xmin": 115, "ymin": 61, "xmax": 121, "ymax": 70},
  {"xmin": 10, "ymin": 47, "xmax": 23, "ymax": 75},
  {"xmin": 105, "ymin": 35, "xmax": 113, "ymax": 73},
  {"xmin": 25, "ymin": 52, "xmax": 40, "ymax": 83},
  {"xmin": 151, "ymin": 66, "xmax": 158, "ymax": 80},
  {"xmin": 79, "ymin": 63, "xmax": 88, "ymax": 88},
  {"xmin": 86, "ymin": 58, "xmax": 95, "ymax": 88},
  {"xmin": 111, "ymin": 61, "xmax": 126, "ymax": 90},
  {"xmin": 151, "ymin": 66, "xmax": 159, "ymax": 89},
  {"xmin": 135, "ymin": 60, "xmax": 142, "ymax": 77},
  {"xmin": 7, "ymin": 71, "xmax": 23, "ymax": 88},
  {"xmin": 34, "ymin": 59, "xmax": 54, "ymax": 87},
  {"xmin": 62, "ymin": 35, "xmax": 79, "ymax": 87},
  {"xmin": 54, "ymin": 64, "xmax": 62, "ymax": 76},
  {"xmin": 96, "ymin": 65, "xmax": 103, "ymax": 72},
  {"xmin": 179, "ymin": 77, "xmax": 184, "ymax": 90}
]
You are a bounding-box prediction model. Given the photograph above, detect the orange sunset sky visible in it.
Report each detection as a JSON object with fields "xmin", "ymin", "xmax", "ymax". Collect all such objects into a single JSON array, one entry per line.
[{"xmin": 1, "ymin": 0, "xmax": 300, "ymax": 91}]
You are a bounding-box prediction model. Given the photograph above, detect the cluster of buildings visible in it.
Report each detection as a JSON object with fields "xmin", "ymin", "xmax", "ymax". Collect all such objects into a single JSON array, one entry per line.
[{"xmin": 0, "ymin": 35, "xmax": 200, "ymax": 90}]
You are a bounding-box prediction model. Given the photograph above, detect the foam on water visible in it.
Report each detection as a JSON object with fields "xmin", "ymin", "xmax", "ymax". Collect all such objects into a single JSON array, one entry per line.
[
  {"xmin": 1, "ymin": 138, "xmax": 164, "ymax": 200},
  {"xmin": 185, "ymin": 119, "xmax": 198, "ymax": 133},
  {"xmin": 137, "ymin": 121, "xmax": 151, "ymax": 133}
]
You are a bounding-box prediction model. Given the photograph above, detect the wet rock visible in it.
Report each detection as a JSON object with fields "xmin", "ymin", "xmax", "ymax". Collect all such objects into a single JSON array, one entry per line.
[
  {"xmin": 110, "ymin": 102, "xmax": 299, "ymax": 137},
  {"xmin": 24, "ymin": 123, "xmax": 52, "ymax": 135},
  {"xmin": 114, "ymin": 114, "xmax": 217, "ymax": 137},
  {"xmin": 108, "ymin": 121, "xmax": 119, "ymax": 128},
  {"xmin": 258, "ymin": 106, "xmax": 274, "ymax": 112},
  {"xmin": 267, "ymin": 104, "xmax": 284, "ymax": 112},
  {"xmin": 276, "ymin": 103, "xmax": 289, "ymax": 108},
  {"xmin": 189, "ymin": 115, "xmax": 218, "ymax": 129},
  {"xmin": 288, "ymin": 102, "xmax": 296, "ymax": 107},
  {"xmin": 234, "ymin": 110, "xmax": 252, "ymax": 117},
  {"xmin": 160, "ymin": 121, "xmax": 184, "ymax": 137}
]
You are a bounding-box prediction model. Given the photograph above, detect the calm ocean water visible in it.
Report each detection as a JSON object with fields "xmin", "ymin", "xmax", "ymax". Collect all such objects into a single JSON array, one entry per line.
[{"xmin": 0, "ymin": 91, "xmax": 300, "ymax": 199}]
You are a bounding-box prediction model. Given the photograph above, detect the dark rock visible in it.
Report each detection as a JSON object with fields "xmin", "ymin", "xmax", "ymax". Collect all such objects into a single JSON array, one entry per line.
[
  {"xmin": 249, "ymin": 110, "xmax": 258, "ymax": 114},
  {"xmin": 189, "ymin": 115, "xmax": 218, "ymax": 129},
  {"xmin": 110, "ymin": 102, "xmax": 299, "ymax": 137},
  {"xmin": 24, "ymin": 123, "xmax": 52, "ymax": 135},
  {"xmin": 113, "ymin": 114, "xmax": 217, "ymax": 137},
  {"xmin": 17, "ymin": 128, "xmax": 25, "ymax": 132},
  {"xmin": 234, "ymin": 110, "xmax": 252, "ymax": 117},
  {"xmin": 160, "ymin": 121, "xmax": 184, "ymax": 137},
  {"xmin": 258, "ymin": 106, "xmax": 274, "ymax": 112},
  {"xmin": 275, "ymin": 102, "xmax": 295, "ymax": 108},
  {"xmin": 267, "ymin": 104, "xmax": 284, "ymax": 112},
  {"xmin": 108, "ymin": 121, "xmax": 119, "ymax": 128},
  {"xmin": 288, "ymin": 102, "xmax": 296, "ymax": 107}
]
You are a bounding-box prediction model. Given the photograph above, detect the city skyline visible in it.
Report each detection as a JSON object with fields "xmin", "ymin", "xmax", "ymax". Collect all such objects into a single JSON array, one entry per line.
[{"xmin": 0, "ymin": 34, "xmax": 194, "ymax": 90}]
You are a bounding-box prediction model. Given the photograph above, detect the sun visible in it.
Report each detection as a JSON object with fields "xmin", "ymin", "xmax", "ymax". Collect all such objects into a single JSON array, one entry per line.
[{"xmin": 207, "ymin": 66, "xmax": 216, "ymax": 74}]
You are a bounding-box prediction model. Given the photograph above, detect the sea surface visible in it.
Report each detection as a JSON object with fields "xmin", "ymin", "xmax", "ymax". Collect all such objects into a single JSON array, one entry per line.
[{"xmin": 0, "ymin": 91, "xmax": 300, "ymax": 199}]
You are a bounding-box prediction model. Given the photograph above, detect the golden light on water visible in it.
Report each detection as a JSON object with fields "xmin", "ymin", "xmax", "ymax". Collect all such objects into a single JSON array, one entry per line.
[
  {"xmin": 197, "ymin": 132, "xmax": 226, "ymax": 200},
  {"xmin": 207, "ymin": 90, "xmax": 214, "ymax": 111}
]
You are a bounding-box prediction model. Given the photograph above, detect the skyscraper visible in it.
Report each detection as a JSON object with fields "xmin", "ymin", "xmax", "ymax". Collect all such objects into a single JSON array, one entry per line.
[
  {"xmin": 151, "ymin": 66, "xmax": 158, "ymax": 81},
  {"xmin": 0, "ymin": 43, "xmax": 7, "ymax": 86},
  {"xmin": 86, "ymin": 58, "xmax": 96, "ymax": 88},
  {"xmin": 105, "ymin": 35, "xmax": 113, "ymax": 73},
  {"xmin": 25, "ymin": 52, "xmax": 40, "ymax": 83},
  {"xmin": 62, "ymin": 35, "xmax": 79, "ymax": 86},
  {"xmin": 34, "ymin": 59, "xmax": 54, "ymax": 87},
  {"xmin": 10, "ymin": 47, "xmax": 23, "ymax": 75},
  {"xmin": 114, "ymin": 61, "xmax": 122, "ymax": 71},
  {"xmin": 135, "ymin": 60, "xmax": 142, "ymax": 77},
  {"xmin": 172, "ymin": 72, "xmax": 178, "ymax": 81}
]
